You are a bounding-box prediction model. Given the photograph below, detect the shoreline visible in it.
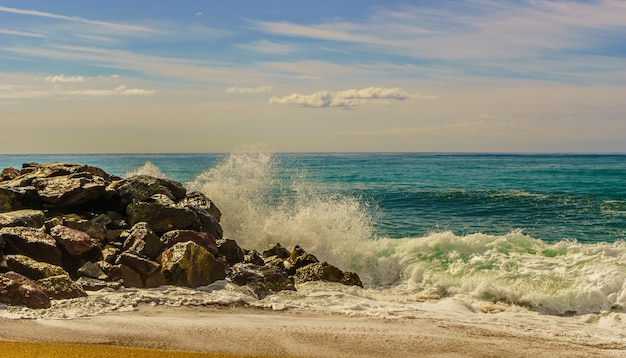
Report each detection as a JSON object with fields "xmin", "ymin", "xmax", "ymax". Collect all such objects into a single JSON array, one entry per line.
[{"xmin": 1, "ymin": 304, "xmax": 624, "ymax": 358}]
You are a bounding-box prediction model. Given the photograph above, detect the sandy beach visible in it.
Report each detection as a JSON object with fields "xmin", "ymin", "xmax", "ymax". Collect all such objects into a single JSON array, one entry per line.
[{"xmin": 1, "ymin": 304, "xmax": 624, "ymax": 358}]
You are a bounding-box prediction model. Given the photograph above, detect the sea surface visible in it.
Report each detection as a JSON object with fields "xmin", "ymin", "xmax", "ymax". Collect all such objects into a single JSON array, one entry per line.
[{"xmin": 1, "ymin": 150, "xmax": 625, "ymax": 329}]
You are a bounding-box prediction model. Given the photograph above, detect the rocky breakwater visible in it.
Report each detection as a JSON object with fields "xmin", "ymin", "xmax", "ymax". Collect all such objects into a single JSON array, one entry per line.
[{"xmin": 0, "ymin": 162, "xmax": 361, "ymax": 309}]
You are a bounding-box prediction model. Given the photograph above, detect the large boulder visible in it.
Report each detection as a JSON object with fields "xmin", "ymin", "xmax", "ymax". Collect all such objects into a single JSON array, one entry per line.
[
  {"xmin": 33, "ymin": 173, "xmax": 107, "ymax": 207},
  {"xmin": 117, "ymin": 252, "xmax": 160, "ymax": 279},
  {"xmin": 179, "ymin": 191, "xmax": 221, "ymax": 222},
  {"xmin": 36, "ymin": 274, "xmax": 88, "ymax": 299},
  {"xmin": 4, "ymin": 254, "xmax": 68, "ymax": 279},
  {"xmin": 49, "ymin": 225, "xmax": 95, "ymax": 257},
  {"xmin": 0, "ymin": 271, "xmax": 51, "ymax": 308},
  {"xmin": 228, "ymin": 263, "xmax": 295, "ymax": 299},
  {"xmin": 0, "ymin": 227, "xmax": 63, "ymax": 266},
  {"xmin": 0, "ymin": 209, "xmax": 45, "ymax": 228},
  {"xmin": 126, "ymin": 194, "xmax": 199, "ymax": 234},
  {"xmin": 159, "ymin": 241, "xmax": 225, "ymax": 288},
  {"xmin": 108, "ymin": 175, "xmax": 187, "ymax": 206}
]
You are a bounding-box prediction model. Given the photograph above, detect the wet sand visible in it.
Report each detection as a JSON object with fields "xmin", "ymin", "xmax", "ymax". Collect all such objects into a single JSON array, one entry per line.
[{"xmin": 0, "ymin": 305, "xmax": 624, "ymax": 358}]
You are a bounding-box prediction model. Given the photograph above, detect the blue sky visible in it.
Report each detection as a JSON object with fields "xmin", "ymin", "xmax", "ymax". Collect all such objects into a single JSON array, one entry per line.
[{"xmin": 1, "ymin": 0, "xmax": 625, "ymax": 153}]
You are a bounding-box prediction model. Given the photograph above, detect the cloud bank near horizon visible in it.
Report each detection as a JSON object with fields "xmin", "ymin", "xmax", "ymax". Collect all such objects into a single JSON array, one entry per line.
[{"xmin": 269, "ymin": 87, "xmax": 434, "ymax": 108}]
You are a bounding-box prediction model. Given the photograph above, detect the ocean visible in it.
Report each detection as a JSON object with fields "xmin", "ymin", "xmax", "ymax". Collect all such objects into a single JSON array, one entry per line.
[{"xmin": 1, "ymin": 150, "xmax": 625, "ymax": 328}]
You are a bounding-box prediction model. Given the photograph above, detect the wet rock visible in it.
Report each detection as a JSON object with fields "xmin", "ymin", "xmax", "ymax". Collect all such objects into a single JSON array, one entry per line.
[
  {"xmin": 0, "ymin": 227, "xmax": 63, "ymax": 266},
  {"xmin": 0, "ymin": 271, "xmax": 51, "ymax": 308},
  {"xmin": 0, "ymin": 209, "xmax": 45, "ymax": 228},
  {"xmin": 161, "ymin": 229, "xmax": 217, "ymax": 255},
  {"xmin": 49, "ymin": 225, "xmax": 95, "ymax": 257},
  {"xmin": 243, "ymin": 250, "xmax": 265, "ymax": 266},
  {"xmin": 228, "ymin": 263, "xmax": 295, "ymax": 299},
  {"xmin": 284, "ymin": 245, "xmax": 319, "ymax": 275},
  {"xmin": 159, "ymin": 241, "xmax": 225, "ymax": 288},
  {"xmin": 144, "ymin": 271, "xmax": 167, "ymax": 288},
  {"xmin": 262, "ymin": 243, "xmax": 290, "ymax": 259},
  {"xmin": 3, "ymin": 254, "xmax": 67, "ymax": 279},
  {"xmin": 293, "ymin": 261, "xmax": 363, "ymax": 288},
  {"xmin": 118, "ymin": 264, "xmax": 143, "ymax": 288},
  {"xmin": 179, "ymin": 191, "xmax": 222, "ymax": 222},
  {"xmin": 37, "ymin": 274, "xmax": 88, "ymax": 299},
  {"xmin": 216, "ymin": 238, "xmax": 245, "ymax": 266}
]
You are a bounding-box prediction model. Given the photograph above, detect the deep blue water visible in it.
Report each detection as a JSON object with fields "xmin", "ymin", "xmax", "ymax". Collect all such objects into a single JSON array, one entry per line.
[{"xmin": 1, "ymin": 152, "xmax": 624, "ymax": 243}]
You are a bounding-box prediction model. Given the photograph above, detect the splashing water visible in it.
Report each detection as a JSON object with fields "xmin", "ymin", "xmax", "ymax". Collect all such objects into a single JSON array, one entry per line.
[
  {"xmin": 123, "ymin": 161, "xmax": 167, "ymax": 179},
  {"xmin": 130, "ymin": 150, "xmax": 626, "ymax": 315}
]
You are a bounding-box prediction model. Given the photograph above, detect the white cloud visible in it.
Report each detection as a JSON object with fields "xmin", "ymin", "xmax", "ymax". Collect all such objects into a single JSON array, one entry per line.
[
  {"xmin": 269, "ymin": 87, "xmax": 434, "ymax": 108},
  {"xmin": 225, "ymin": 86, "xmax": 272, "ymax": 94},
  {"xmin": 46, "ymin": 74, "xmax": 86, "ymax": 83}
]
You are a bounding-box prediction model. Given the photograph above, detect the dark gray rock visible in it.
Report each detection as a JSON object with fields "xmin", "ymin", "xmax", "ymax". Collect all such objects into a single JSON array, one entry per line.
[
  {"xmin": 262, "ymin": 243, "xmax": 290, "ymax": 259},
  {"xmin": 108, "ymin": 175, "xmax": 187, "ymax": 206},
  {"xmin": 126, "ymin": 194, "xmax": 199, "ymax": 234}
]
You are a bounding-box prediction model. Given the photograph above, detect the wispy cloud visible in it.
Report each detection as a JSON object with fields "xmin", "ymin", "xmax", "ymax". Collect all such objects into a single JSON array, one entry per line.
[
  {"xmin": 0, "ymin": 28, "xmax": 45, "ymax": 38},
  {"xmin": 269, "ymin": 87, "xmax": 434, "ymax": 108},
  {"xmin": 225, "ymin": 86, "xmax": 272, "ymax": 94},
  {"xmin": 236, "ymin": 39, "xmax": 296, "ymax": 55},
  {"xmin": 0, "ymin": 5, "xmax": 157, "ymax": 33}
]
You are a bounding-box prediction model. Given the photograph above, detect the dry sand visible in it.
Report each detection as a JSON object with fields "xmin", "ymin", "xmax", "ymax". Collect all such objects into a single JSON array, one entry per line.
[{"xmin": 1, "ymin": 305, "xmax": 624, "ymax": 358}]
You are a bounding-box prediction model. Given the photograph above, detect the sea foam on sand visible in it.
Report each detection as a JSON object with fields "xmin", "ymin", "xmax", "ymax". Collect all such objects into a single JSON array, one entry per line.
[{"xmin": 1, "ymin": 281, "xmax": 625, "ymax": 357}]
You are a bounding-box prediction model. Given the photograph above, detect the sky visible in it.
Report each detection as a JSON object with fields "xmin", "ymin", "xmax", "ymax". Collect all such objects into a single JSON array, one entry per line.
[{"xmin": 0, "ymin": 0, "xmax": 625, "ymax": 153}]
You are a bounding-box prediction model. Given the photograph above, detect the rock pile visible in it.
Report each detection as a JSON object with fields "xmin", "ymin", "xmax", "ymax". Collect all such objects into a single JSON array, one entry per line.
[{"xmin": 0, "ymin": 162, "xmax": 361, "ymax": 309}]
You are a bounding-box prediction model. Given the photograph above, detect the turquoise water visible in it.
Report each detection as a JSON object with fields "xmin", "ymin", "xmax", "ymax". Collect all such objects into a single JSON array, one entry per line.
[
  {"xmin": 2, "ymin": 152, "xmax": 624, "ymax": 243},
  {"xmin": 2, "ymin": 151, "xmax": 625, "ymax": 314}
]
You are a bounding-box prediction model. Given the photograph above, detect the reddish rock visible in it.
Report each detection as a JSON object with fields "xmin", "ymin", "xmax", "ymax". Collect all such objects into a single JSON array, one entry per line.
[
  {"xmin": 50, "ymin": 225, "xmax": 95, "ymax": 257},
  {"xmin": 0, "ymin": 227, "xmax": 63, "ymax": 266},
  {"xmin": 0, "ymin": 271, "xmax": 51, "ymax": 308}
]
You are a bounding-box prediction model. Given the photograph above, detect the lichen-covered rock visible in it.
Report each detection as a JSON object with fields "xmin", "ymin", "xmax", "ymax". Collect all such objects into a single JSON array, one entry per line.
[
  {"xmin": 4, "ymin": 254, "xmax": 68, "ymax": 279},
  {"xmin": 49, "ymin": 225, "xmax": 95, "ymax": 257},
  {"xmin": 37, "ymin": 274, "xmax": 88, "ymax": 299},
  {"xmin": 0, "ymin": 271, "xmax": 51, "ymax": 308},
  {"xmin": 179, "ymin": 191, "xmax": 222, "ymax": 222},
  {"xmin": 161, "ymin": 229, "xmax": 218, "ymax": 255},
  {"xmin": 0, "ymin": 209, "xmax": 45, "ymax": 228},
  {"xmin": 159, "ymin": 241, "xmax": 225, "ymax": 288},
  {"xmin": 0, "ymin": 167, "xmax": 20, "ymax": 182},
  {"xmin": 0, "ymin": 227, "xmax": 63, "ymax": 266},
  {"xmin": 228, "ymin": 263, "xmax": 295, "ymax": 299},
  {"xmin": 77, "ymin": 261, "xmax": 107, "ymax": 280},
  {"xmin": 62, "ymin": 217, "xmax": 108, "ymax": 243}
]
